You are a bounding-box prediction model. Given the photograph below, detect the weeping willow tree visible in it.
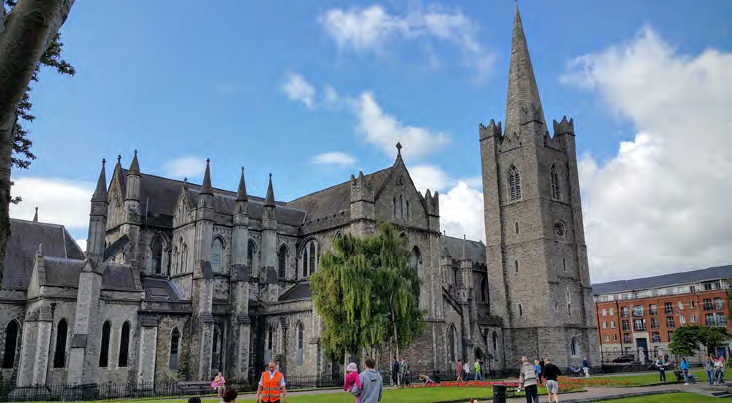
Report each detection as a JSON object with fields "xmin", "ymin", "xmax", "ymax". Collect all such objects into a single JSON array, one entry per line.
[{"xmin": 310, "ymin": 222, "xmax": 426, "ymax": 364}]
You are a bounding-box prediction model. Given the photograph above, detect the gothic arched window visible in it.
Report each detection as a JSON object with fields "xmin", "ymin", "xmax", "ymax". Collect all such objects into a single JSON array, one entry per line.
[
  {"xmin": 212, "ymin": 325, "xmax": 222, "ymax": 373},
  {"xmin": 182, "ymin": 243, "xmax": 188, "ymax": 273},
  {"xmin": 492, "ymin": 331, "xmax": 498, "ymax": 352},
  {"xmin": 295, "ymin": 321, "xmax": 304, "ymax": 366},
  {"xmin": 509, "ymin": 166, "xmax": 522, "ymax": 201},
  {"xmin": 278, "ymin": 245, "xmax": 288, "ymax": 279},
  {"xmin": 99, "ymin": 321, "xmax": 111, "ymax": 367},
  {"xmin": 118, "ymin": 321, "xmax": 130, "ymax": 367},
  {"xmin": 172, "ymin": 245, "xmax": 179, "ymax": 275},
  {"xmin": 410, "ymin": 246, "xmax": 422, "ymax": 274},
  {"xmin": 247, "ymin": 240, "xmax": 257, "ymax": 271},
  {"xmin": 393, "ymin": 197, "xmax": 397, "ymax": 218},
  {"xmin": 550, "ymin": 164, "xmax": 560, "ymax": 200},
  {"xmin": 211, "ymin": 237, "xmax": 224, "ymax": 273},
  {"xmin": 480, "ymin": 276, "xmax": 489, "ymax": 303},
  {"xmin": 571, "ymin": 336, "xmax": 579, "ymax": 356},
  {"xmin": 169, "ymin": 328, "xmax": 180, "ymax": 370},
  {"xmin": 399, "ymin": 195, "xmax": 404, "ymax": 218},
  {"xmin": 448, "ymin": 324, "xmax": 457, "ymax": 361},
  {"xmin": 518, "ymin": 304, "xmax": 524, "ymax": 317},
  {"xmin": 53, "ymin": 319, "xmax": 68, "ymax": 368},
  {"xmin": 151, "ymin": 235, "xmax": 164, "ymax": 275},
  {"xmin": 2, "ymin": 320, "xmax": 19, "ymax": 369},
  {"xmin": 302, "ymin": 240, "xmax": 319, "ymax": 277}
]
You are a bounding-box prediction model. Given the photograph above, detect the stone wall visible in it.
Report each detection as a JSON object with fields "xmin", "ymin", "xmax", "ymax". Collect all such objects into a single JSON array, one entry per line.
[{"xmin": 153, "ymin": 315, "xmax": 190, "ymax": 382}]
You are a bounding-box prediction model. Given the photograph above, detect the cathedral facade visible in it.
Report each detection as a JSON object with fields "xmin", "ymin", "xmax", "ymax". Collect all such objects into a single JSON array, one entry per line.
[{"xmin": 0, "ymin": 4, "xmax": 598, "ymax": 396}]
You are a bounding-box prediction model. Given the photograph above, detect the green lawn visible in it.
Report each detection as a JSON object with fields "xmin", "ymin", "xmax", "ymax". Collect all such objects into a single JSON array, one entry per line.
[
  {"xmin": 601, "ymin": 392, "xmax": 719, "ymax": 402},
  {"xmin": 582, "ymin": 368, "xmax": 729, "ymax": 386}
]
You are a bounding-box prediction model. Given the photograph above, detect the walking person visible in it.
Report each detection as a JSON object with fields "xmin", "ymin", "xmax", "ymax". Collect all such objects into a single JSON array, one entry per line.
[
  {"xmin": 400, "ymin": 357, "xmax": 411, "ymax": 388},
  {"xmin": 456, "ymin": 359, "xmax": 464, "ymax": 382},
  {"xmin": 463, "ymin": 359, "xmax": 471, "ymax": 381},
  {"xmin": 390, "ymin": 356, "xmax": 400, "ymax": 387},
  {"xmin": 359, "ymin": 357, "xmax": 384, "ymax": 403},
  {"xmin": 256, "ymin": 361, "xmax": 287, "ymax": 403},
  {"xmin": 680, "ymin": 357, "xmax": 690, "ymax": 385},
  {"xmin": 582, "ymin": 357, "xmax": 590, "ymax": 377},
  {"xmin": 715, "ymin": 356, "xmax": 726, "ymax": 385},
  {"xmin": 534, "ymin": 360, "xmax": 542, "ymax": 385},
  {"xmin": 474, "ymin": 358, "xmax": 484, "ymax": 382},
  {"xmin": 518, "ymin": 356, "xmax": 539, "ymax": 403},
  {"xmin": 542, "ymin": 358, "xmax": 562, "ymax": 403},
  {"xmin": 704, "ymin": 355, "xmax": 715, "ymax": 385},
  {"xmin": 655, "ymin": 355, "xmax": 667, "ymax": 383}
]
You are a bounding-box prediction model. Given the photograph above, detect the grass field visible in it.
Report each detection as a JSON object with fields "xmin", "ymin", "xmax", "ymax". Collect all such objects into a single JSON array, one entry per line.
[
  {"xmin": 572, "ymin": 368, "xmax": 730, "ymax": 386},
  {"xmin": 601, "ymin": 392, "xmax": 720, "ymax": 402}
]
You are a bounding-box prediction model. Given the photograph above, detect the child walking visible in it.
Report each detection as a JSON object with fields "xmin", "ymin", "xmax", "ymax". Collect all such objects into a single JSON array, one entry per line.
[{"xmin": 344, "ymin": 362, "xmax": 362, "ymax": 403}]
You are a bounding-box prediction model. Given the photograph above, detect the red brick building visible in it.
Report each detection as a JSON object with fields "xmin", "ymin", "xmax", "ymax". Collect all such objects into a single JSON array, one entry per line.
[{"xmin": 592, "ymin": 265, "xmax": 731, "ymax": 364}]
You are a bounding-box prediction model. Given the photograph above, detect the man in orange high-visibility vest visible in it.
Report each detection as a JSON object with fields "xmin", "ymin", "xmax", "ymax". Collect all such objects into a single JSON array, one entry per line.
[{"xmin": 257, "ymin": 361, "xmax": 287, "ymax": 403}]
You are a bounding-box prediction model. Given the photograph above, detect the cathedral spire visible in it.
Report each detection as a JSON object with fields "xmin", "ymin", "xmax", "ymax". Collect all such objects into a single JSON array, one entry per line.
[
  {"xmin": 128, "ymin": 150, "xmax": 140, "ymax": 176},
  {"xmin": 462, "ymin": 234, "xmax": 467, "ymax": 260},
  {"xmin": 200, "ymin": 158, "xmax": 213, "ymax": 195},
  {"xmin": 236, "ymin": 167, "xmax": 248, "ymax": 201},
  {"xmin": 264, "ymin": 173, "xmax": 275, "ymax": 207},
  {"xmin": 92, "ymin": 159, "xmax": 108, "ymax": 202},
  {"xmin": 504, "ymin": 2, "xmax": 545, "ymax": 136}
]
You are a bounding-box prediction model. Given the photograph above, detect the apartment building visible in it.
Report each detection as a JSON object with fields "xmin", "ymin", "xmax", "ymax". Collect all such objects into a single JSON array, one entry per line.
[{"xmin": 592, "ymin": 265, "xmax": 732, "ymax": 363}]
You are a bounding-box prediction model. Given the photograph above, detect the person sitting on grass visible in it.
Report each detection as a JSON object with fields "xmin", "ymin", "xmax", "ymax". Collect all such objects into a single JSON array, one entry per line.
[{"xmin": 419, "ymin": 374, "xmax": 437, "ymax": 386}]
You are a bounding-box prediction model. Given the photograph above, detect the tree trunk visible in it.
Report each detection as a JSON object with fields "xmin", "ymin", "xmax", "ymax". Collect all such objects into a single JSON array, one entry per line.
[
  {"xmin": 391, "ymin": 307, "xmax": 399, "ymax": 359},
  {"xmin": 0, "ymin": 0, "xmax": 76, "ymax": 282}
]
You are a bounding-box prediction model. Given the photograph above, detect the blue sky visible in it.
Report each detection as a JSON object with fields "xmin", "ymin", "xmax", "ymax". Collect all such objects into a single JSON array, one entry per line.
[{"xmin": 10, "ymin": 0, "xmax": 732, "ymax": 282}]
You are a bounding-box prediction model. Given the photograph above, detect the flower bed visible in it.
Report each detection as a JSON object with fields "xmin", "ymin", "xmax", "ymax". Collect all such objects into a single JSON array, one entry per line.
[{"xmin": 413, "ymin": 381, "xmax": 520, "ymax": 388}]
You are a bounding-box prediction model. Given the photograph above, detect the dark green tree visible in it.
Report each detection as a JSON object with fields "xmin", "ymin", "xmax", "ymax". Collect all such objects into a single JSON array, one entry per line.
[
  {"xmin": 670, "ymin": 325, "xmax": 729, "ymax": 357},
  {"xmin": 310, "ymin": 222, "xmax": 426, "ymax": 364}
]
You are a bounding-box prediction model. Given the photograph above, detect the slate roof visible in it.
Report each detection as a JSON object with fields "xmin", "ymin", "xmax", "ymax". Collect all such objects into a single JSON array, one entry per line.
[
  {"xmin": 279, "ymin": 282, "xmax": 312, "ymax": 302},
  {"xmin": 443, "ymin": 235, "xmax": 486, "ymax": 264},
  {"xmin": 288, "ymin": 168, "xmax": 391, "ymax": 222},
  {"xmin": 592, "ymin": 265, "xmax": 732, "ymax": 296},
  {"xmin": 2, "ymin": 219, "xmax": 85, "ymax": 290},
  {"xmin": 102, "ymin": 264, "xmax": 137, "ymax": 291},
  {"xmin": 141, "ymin": 277, "xmax": 182, "ymax": 301},
  {"xmin": 119, "ymin": 169, "xmax": 307, "ymax": 227}
]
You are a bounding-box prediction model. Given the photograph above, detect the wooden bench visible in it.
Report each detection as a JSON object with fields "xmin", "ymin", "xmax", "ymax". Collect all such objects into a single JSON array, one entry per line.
[{"xmin": 177, "ymin": 382, "xmax": 212, "ymax": 395}]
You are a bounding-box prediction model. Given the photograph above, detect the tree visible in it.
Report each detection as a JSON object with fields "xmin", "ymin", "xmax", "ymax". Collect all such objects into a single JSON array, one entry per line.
[
  {"xmin": 669, "ymin": 325, "xmax": 729, "ymax": 357},
  {"xmin": 310, "ymin": 223, "xmax": 426, "ymax": 365},
  {"xmin": 0, "ymin": 0, "xmax": 76, "ymax": 282}
]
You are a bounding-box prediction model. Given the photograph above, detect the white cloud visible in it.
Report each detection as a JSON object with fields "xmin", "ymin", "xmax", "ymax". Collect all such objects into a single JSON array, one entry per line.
[
  {"xmin": 282, "ymin": 74, "xmax": 316, "ymax": 109},
  {"xmin": 311, "ymin": 152, "xmax": 357, "ymax": 168},
  {"xmin": 409, "ymin": 165, "xmax": 450, "ymax": 193},
  {"xmin": 10, "ymin": 177, "xmax": 93, "ymax": 230},
  {"xmin": 354, "ymin": 92, "xmax": 450, "ymax": 158},
  {"xmin": 320, "ymin": 5, "xmax": 494, "ymax": 81},
  {"xmin": 439, "ymin": 181, "xmax": 485, "ymax": 242},
  {"xmin": 77, "ymin": 239, "xmax": 87, "ymax": 252},
  {"xmin": 163, "ymin": 156, "xmax": 206, "ymax": 179},
  {"xmin": 563, "ymin": 27, "xmax": 732, "ymax": 283}
]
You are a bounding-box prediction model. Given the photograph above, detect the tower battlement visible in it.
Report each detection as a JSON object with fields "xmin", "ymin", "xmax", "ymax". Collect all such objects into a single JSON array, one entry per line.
[{"xmin": 553, "ymin": 116, "xmax": 575, "ymax": 136}]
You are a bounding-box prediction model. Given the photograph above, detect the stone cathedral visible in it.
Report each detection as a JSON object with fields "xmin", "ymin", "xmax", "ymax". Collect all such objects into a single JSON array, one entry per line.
[{"xmin": 0, "ymin": 4, "xmax": 598, "ymax": 396}]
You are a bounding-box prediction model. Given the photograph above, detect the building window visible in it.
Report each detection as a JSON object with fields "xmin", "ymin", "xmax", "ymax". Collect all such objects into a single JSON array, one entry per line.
[
  {"xmin": 666, "ymin": 316, "xmax": 675, "ymax": 328},
  {"xmin": 302, "ymin": 240, "xmax": 319, "ymax": 277},
  {"xmin": 296, "ymin": 321, "xmax": 304, "ymax": 366},
  {"xmin": 514, "ymin": 260, "xmax": 519, "ymax": 274},
  {"xmin": 632, "ymin": 305, "xmax": 644, "ymax": 317},
  {"xmin": 680, "ymin": 315, "xmax": 686, "ymax": 324},
  {"xmin": 649, "ymin": 304, "xmax": 657, "ymax": 315},
  {"xmin": 492, "ymin": 332, "xmax": 498, "ymax": 352},
  {"xmin": 399, "ymin": 195, "xmax": 404, "ymax": 219},
  {"xmin": 704, "ymin": 299, "xmax": 713, "ymax": 310},
  {"xmin": 172, "ymin": 245, "xmax": 179, "ymax": 274},
  {"xmin": 278, "ymin": 245, "xmax": 288, "ymax": 279},
  {"xmin": 714, "ymin": 298, "xmax": 723, "ymax": 310},
  {"xmin": 212, "ymin": 325, "xmax": 222, "ymax": 373},
  {"xmin": 151, "ymin": 235, "xmax": 164, "ymax": 275},
  {"xmin": 634, "ymin": 319, "xmax": 646, "ymax": 331},
  {"xmin": 604, "ymin": 335, "xmax": 609, "ymax": 342},
  {"xmin": 410, "ymin": 246, "xmax": 422, "ymax": 274},
  {"xmin": 169, "ymin": 328, "xmax": 180, "ymax": 370},
  {"xmin": 652, "ymin": 332, "xmax": 660, "ymax": 343},
  {"xmin": 118, "ymin": 321, "xmax": 130, "ymax": 367},
  {"xmin": 508, "ymin": 166, "xmax": 522, "ymax": 201},
  {"xmin": 609, "ymin": 308, "xmax": 614, "ymax": 315},
  {"xmin": 562, "ymin": 258, "xmax": 567, "ymax": 272},
  {"xmin": 667, "ymin": 331, "xmax": 673, "ymax": 341},
  {"xmin": 622, "ymin": 320, "xmax": 629, "ymax": 331},
  {"xmin": 99, "ymin": 321, "xmax": 111, "ymax": 367},
  {"xmin": 515, "ymin": 222, "xmax": 519, "ymax": 234},
  {"xmin": 651, "ymin": 317, "xmax": 659, "ymax": 329},
  {"xmin": 689, "ymin": 300, "xmax": 695, "ymax": 309},
  {"xmin": 518, "ymin": 304, "xmax": 523, "ymax": 317},
  {"xmin": 570, "ymin": 337, "xmax": 579, "ymax": 357},
  {"xmin": 448, "ymin": 325, "xmax": 457, "ymax": 361},
  {"xmin": 602, "ymin": 309, "xmax": 607, "ymax": 316},
  {"xmin": 480, "ymin": 276, "xmax": 489, "ymax": 303},
  {"xmin": 621, "ymin": 307, "xmax": 628, "ymax": 317},
  {"xmin": 690, "ymin": 314, "xmax": 697, "ymax": 324},
  {"xmin": 246, "ymin": 240, "xmax": 257, "ymax": 272},
  {"xmin": 53, "ymin": 319, "xmax": 68, "ymax": 368},
  {"xmin": 603, "ymin": 321, "xmax": 607, "ymax": 329},
  {"xmin": 2, "ymin": 320, "xmax": 19, "ymax": 369},
  {"xmin": 678, "ymin": 301, "xmax": 684, "ymax": 311},
  {"xmin": 610, "ymin": 321, "xmax": 616, "ymax": 329},
  {"xmin": 550, "ymin": 164, "xmax": 560, "ymax": 200},
  {"xmin": 665, "ymin": 302, "xmax": 673, "ymax": 314},
  {"xmin": 211, "ymin": 237, "xmax": 224, "ymax": 273},
  {"xmin": 716, "ymin": 313, "xmax": 727, "ymax": 326},
  {"xmin": 181, "ymin": 243, "xmax": 188, "ymax": 273},
  {"xmin": 706, "ymin": 313, "xmax": 715, "ymax": 326},
  {"xmin": 613, "ymin": 334, "xmax": 618, "ymax": 341},
  {"xmin": 623, "ymin": 333, "xmax": 631, "ymax": 344}
]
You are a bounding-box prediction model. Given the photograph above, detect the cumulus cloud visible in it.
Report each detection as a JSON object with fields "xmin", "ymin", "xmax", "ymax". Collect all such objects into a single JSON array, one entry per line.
[
  {"xmin": 354, "ymin": 92, "xmax": 450, "ymax": 158},
  {"xmin": 77, "ymin": 239, "xmax": 87, "ymax": 252},
  {"xmin": 320, "ymin": 4, "xmax": 494, "ymax": 81},
  {"xmin": 439, "ymin": 182, "xmax": 485, "ymax": 242},
  {"xmin": 563, "ymin": 27, "xmax": 732, "ymax": 283},
  {"xmin": 282, "ymin": 74, "xmax": 316, "ymax": 109},
  {"xmin": 163, "ymin": 156, "xmax": 206, "ymax": 179},
  {"xmin": 311, "ymin": 152, "xmax": 357, "ymax": 168},
  {"xmin": 409, "ymin": 165, "xmax": 450, "ymax": 193},
  {"xmin": 10, "ymin": 177, "xmax": 93, "ymax": 231}
]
